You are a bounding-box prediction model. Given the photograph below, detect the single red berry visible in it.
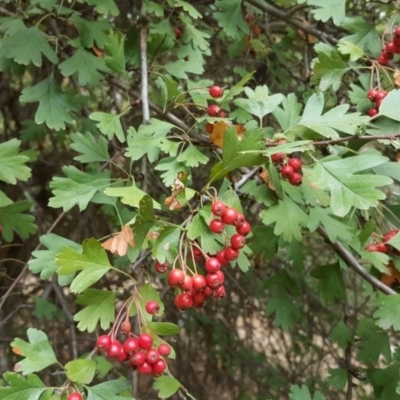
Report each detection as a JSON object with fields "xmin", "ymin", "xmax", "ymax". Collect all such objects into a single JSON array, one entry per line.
[
  {"xmin": 216, "ymin": 249, "xmax": 229, "ymax": 265},
  {"xmin": 192, "ymin": 291, "xmax": 206, "ymax": 307},
  {"xmin": 207, "ymin": 104, "xmax": 221, "ymax": 117},
  {"xmin": 218, "ymin": 110, "xmax": 227, "ymax": 118},
  {"xmin": 118, "ymin": 346, "xmax": 128, "ymax": 362},
  {"xmin": 205, "ymin": 123, "xmax": 214, "ymax": 134},
  {"xmin": 120, "ymin": 320, "xmax": 131, "ymax": 334},
  {"xmin": 221, "ymin": 207, "xmax": 239, "ymax": 225},
  {"xmin": 215, "ymin": 270, "xmax": 225, "ymax": 283},
  {"xmin": 203, "ymin": 286, "xmax": 213, "ymax": 297},
  {"xmin": 377, "ymin": 55, "xmax": 389, "ymax": 65},
  {"xmin": 384, "ymin": 229, "xmax": 399, "ymax": 242},
  {"xmin": 230, "ymin": 234, "xmax": 246, "ymax": 250},
  {"xmin": 206, "ymin": 272, "xmax": 224, "ymax": 289},
  {"xmin": 394, "ymin": 36, "xmax": 400, "ymax": 47},
  {"xmin": 168, "ymin": 269, "xmax": 185, "ymax": 287},
  {"xmin": 138, "ymin": 333, "xmax": 153, "ymax": 350},
  {"xmin": 193, "ymin": 247, "xmax": 204, "ymax": 261},
  {"xmin": 365, "ymin": 244, "xmax": 378, "ymax": 252},
  {"xmin": 271, "ymin": 153, "xmax": 285, "ymax": 164},
  {"xmin": 209, "ymin": 85, "xmax": 224, "ymax": 98},
  {"xmin": 236, "ymin": 221, "xmax": 251, "ymax": 236},
  {"xmin": 67, "ymin": 393, "xmax": 83, "ymax": 400},
  {"xmin": 386, "ymin": 42, "xmax": 397, "ymax": 53},
  {"xmin": 367, "ymin": 89, "xmax": 379, "ymax": 101},
  {"xmin": 123, "ymin": 337, "xmax": 139, "ymax": 355},
  {"xmin": 192, "ymin": 274, "xmax": 207, "ymax": 291},
  {"xmin": 394, "ymin": 27, "xmax": 400, "ymax": 36},
  {"xmin": 152, "ymin": 359, "xmax": 167, "ymax": 375},
  {"xmin": 376, "ymin": 91, "xmax": 387, "ymax": 100},
  {"xmin": 205, "ymin": 257, "xmax": 221, "ymax": 273},
  {"xmin": 381, "ymin": 50, "xmax": 394, "ymax": 60},
  {"xmin": 224, "ymin": 246, "xmax": 239, "ymax": 261},
  {"xmin": 96, "ymin": 335, "xmax": 112, "ymax": 351},
  {"xmin": 367, "ymin": 108, "xmax": 378, "ymax": 117},
  {"xmin": 145, "ymin": 300, "xmax": 160, "ymax": 315},
  {"xmin": 155, "ymin": 261, "xmax": 169, "ymax": 274},
  {"xmin": 158, "ymin": 344, "xmax": 171, "ymax": 357},
  {"xmin": 145, "ymin": 348, "xmax": 160, "ymax": 364},
  {"xmin": 174, "ymin": 27, "xmax": 182, "ymax": 39},
  {"xmin": 210, "ymin": 219, "xmax": 225, "ymax": 234},
  {"xmin": 107, "ymin": 340, "xmax": 123, "ymax": 358},
  {"xmin": 138, "ymin": 361, "xmax": 152, "ymax": 374},
  {"xmin": 234, "ymin": 213, "xmax": 245, "ymax": 227},
  {"xmin": 213, "ymin": 285, "xmax": 226, "ymax": 299},
  {"xmin": 289, "ymin": 172, "xmax": 303, "ymax": 186},
  {"xmin": 376, "ymin": 243, "xmax": 389, "ymax": 253},
  {"xmin": 129, "ymin": 351, "xmax": 146, "ymax": 367},
  {"xmin": 211, "ymin": 200, "xmax": 227, "ymax": 216},
  {"xmin": 175, "ymin": 293, "xmax": 193, "ymax": 310},
  {"xmin": 281, "ymin": 165, "xmax": 294, "ymax": 179},
  {"xmin": 179, "ymin": 275, "xmax": 193, "ymax": 291},
  {"xmin": 288, "ymin": 157, "xmax": 302, "ymax": 171}
]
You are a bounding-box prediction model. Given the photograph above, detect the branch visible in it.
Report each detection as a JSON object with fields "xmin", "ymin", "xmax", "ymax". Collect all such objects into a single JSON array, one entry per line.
[
  {"xmin": 140, "ymin": 9, "xmax": 150, "ymax": 124},
  {"xmin": 310, "ymin": 133, "xmax": 400, "ymax": 146},
  {"xmin": 317, "ymin": 226, "xmax": 396, "ymax": 295}
]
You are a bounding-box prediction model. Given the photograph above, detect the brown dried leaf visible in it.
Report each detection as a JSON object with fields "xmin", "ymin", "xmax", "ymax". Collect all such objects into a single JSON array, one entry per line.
[
  {"xmin": 210, "ymin": 122, "xmax": 246, "ymax": 148},
  {"xmin": 395, "ymin": 70, "xmax": 400, "ymax": 86},
  {"xmin": 381, "ymin": 262, "xmax": 400, "ymax": 288},
  {"xmin": 102, "ymin": 226, "xmax": 135, "ymax": 257},
  {"xmin": 164, "ymin": 196, "xmax": 175, "ymax": 206}
]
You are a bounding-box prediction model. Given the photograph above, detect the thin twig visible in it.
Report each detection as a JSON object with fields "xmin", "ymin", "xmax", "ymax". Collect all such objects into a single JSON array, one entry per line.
[
  {"xmin": 308, "ymin": 133, "xmax": 400, "ymax": 147},
  {"xmin": 234, "ymin": 167, "xmax": 261, "ymax": 191}
]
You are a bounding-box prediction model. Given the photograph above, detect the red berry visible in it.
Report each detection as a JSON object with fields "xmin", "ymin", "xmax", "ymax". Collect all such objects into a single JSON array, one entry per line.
[
  {"xmin": 120, "ymin": 320, "xmax": 131, "ymax": 334},
  {"xmin": 107, "ymin": 340, "xmax": 123, "ymax": 358},
  {"xmin": 138, "ymin": 361, "xmax": 152, "ymax": 374},
  {"xmin": 213, "ymin": 285, "xmax": 226, "ymax": 299},
  {"xmin": 211, "ymin": 201, "xmax": 227, "ymax": 216},
  {"xmin": 376, "ymin": 243, "xmax": 389, "ymax": 253},
  {"xmin": 192, "ymin": 274, "xmax": 207, "ymax": 291},
  {"xmin": 218, "ymin": 110, "xmax": 228, "ymax": 118},
  {"xmin": 288, "ymin": 157, "xmax": 302, "ymax": 171},
  {"xmin": 376, "ymin": 91, "xmax": 387, "ymax": 100},
  {"xmin": 152, "ymin": 359, "xmax": 167, "ymax": 375},
  {"xmin": 123, "ymin": 337, "xmax": 139, "ymax": 355},
  {"xmin": 203, "ymin": 286, "xmax": 213, "ymax": 297},
  {"xmin": 193, "ymin": 247, "xmax": 204, "ymax": 261},
  {"xmin": 96, "ymin": 335, "xmax": 112, "ymax": 351},
  {"xmin": 271, "ymin": 153, "xmax": 285, "ymax": 164},
  {"xmin": 365, "ymin": 244, "xmax": 378, "ymax": 252},
  {"xmin": 138, "ymin": 333, "xmax": 153, "ymax": 350},
  {"xmin": 179, "ymin": 275, "xmax": 193, "ymax": 291},
  {"xmin": 145, "ymin": 349, "xmax": 160, "ymax": 364},
  {"xmin": 206, "ymin": 272, "xmax": 224, "ymax": 289},
  {"xmin": 192, "ymin": 291, "xmax": 206, "ymax": 307},
  {"xmin": 236, "ymin": 221, "xmax": 251, "ymax": 236},
  {"xmin": 209, "ymin": 85, "xmax": 224, "ymax": 98},
  {"xmin": 381, "ymin": 50, "xmax": 394, "ymax": 60},
  {"xmin": 221, "ymin": 207, "xmax": 239, "ymax": 225},
  {"xmin": 394, "ymin": 27, "xmax": 400, "ymax": 36},
  {"xmin": 118, "ymin": 346, "xmax": 128, "ymax": 362},
  {"xmin": 224, "ymin": 246, "xmax": 239, "ymax": 261},
  {"xmin": 207, "ymin": 104, "xmax": 221, "ymax": 117},
  {"xmin": 155, "ymin": 261, "xmax": 169, "ymax": 274},
  {"xmin": 173, "ymin": 27, "xmax": 182, "ymax": 39},
  {"xmin": 234, "ymin": 213, "xmax": 245, "ymax": 227},
  {"xmin": 281, "ymin": 165, "xmax": 294, "ymax": 179},
  {"xmin": 384, "ymin": 229, "xmax": 399, "ymax": 242},
  {"xmin": 205, "ymin": 257, "xmax": 221, "ymax": 273},
  {"xmin": 394, "ymin": 36, "xmax": 400, "ymax": 47},
  {"xmin": 289, "ymin": 172, "xmax": 303, "ymax": 186},
  {"xmin": 367, "ymin": 108, "xmax": 378, "ymax": 117},
  {"xmin": 367, "ymin": 89, "xmax": 379, "ymax": 101},
  {"xmin": 230, "ymin": 234, "xmax": 246, "ymax": 250},
  {"xmin": 145, "ymin": 300, "xmax": 160, "ymax": 315},
  {"xmin": 205, "ymin": 123, "xmax": 214, "ymax": 134},
  {"xmin": 216, "ymin": 249, "xmax": 229, "ymax": 265},
  {"xmin": 386, "ymin": 42, "xmax": 397, "ymax": 53},
  {"xmin": 175, "ymin": 293, "xmax": 193, "ymax": 310},
  {"xmin": 129, "ymin": 351, "xmax": 146, "ymax": 367},
  {"xmin": 158, "ymin": 344, "xmax": 171, "ymax": 357},
  {"xmin": 215, "ymin": 270, "xmax": 225, "ymax": 283},
  {"xmin": 67, "ymin": 393, "xmax": 83, "ymax": 400},
  {"xmin": 209, "ymin": 219, "xmax": 225, "ymax": 234},
  {"xmin": 377, "ymin": 55, "xmax": 389, "ymax": 66},
  {"xmin": 168, "ymin": 269, "xmax": 185, "ymax": 287}
]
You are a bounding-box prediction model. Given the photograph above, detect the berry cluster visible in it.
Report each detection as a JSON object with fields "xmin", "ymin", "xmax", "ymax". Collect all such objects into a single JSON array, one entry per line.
[
  {"xmin": 366, "ymin": 89, "xmax": 387, "ymax": 117},
  {"xmin": 376, "ymin": 27, "xmax": 400, "ymax": 66},
  {"xmin": 96, "ymin": 329, "xmax": 170, "ymax": 376},
  {"xmin": 366, "ymin": 229, "xmax": 400, "ymax": 255},
  {"xmin": 271, "ymin": 153, "xmax": 303, "ymax": 186}
]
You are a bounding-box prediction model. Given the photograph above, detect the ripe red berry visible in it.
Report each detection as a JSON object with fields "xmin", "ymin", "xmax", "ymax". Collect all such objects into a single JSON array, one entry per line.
[
  {"xmin": 145, "ymin": 300, "xmax": 160, "ymax": 315},
  {"xmin": 173, "ymin": 27, "xmax": 182, "ymax": 39},
  {"xmin": 384, "ymin": 229, "xmax": 399, "ymax": 242},
  {"xmin": 216, "ymin": 249, "xmax": 229, "ymax": 265},
  {"xmin": 236, "ymin": 221, "xmax": 251, "ymax": 236},
  {"xmin": 193, "ymin": 247, "xmax": 204, "ymax": 261},
  {"xmin": 179, "ymin": 275, "xmax": 193, "ymax": 291},
  {"xmin": 107, "ymin": 340, "xmax": 123, "ymax": 358},
  {"xmin": 129, "ymin": 351, "xmax": 146, "ymax": 367},
  {"xmin": 205, "ymin": 123, "xmax": 214, "ymax": 134},
  {"xmin": 206, "ymin": 272, "xmax": 224, "ymax": 289},
  {"xmin": 145, "ymin": 349, "xmax": 160, "ymax": 364},
  {"xmin": 367, "ymin": 108, "xmax": 378, "ymax": 117},
  {"xmin": 158, "ymin": 344, "xmax": 171, "ymax": 357},
  {"xmin": 394, "ymin": 27, "xmax": 400, "ymax": 36},
  {"xmin": 175, "ymin": 293, "xmax": 193, "ymax": 310},
  {"xmin": 168, "ymin": 269, "xmax": 185, "ymax": 287},
  {"xmin": 386, "ymin": 42, "xmax": 397, "ymax": 53},
  {"xmin": 281, "ymin": 165, "xmax": 294, "ymax": 179},
  {"xmin": 381, "ymin": 50, "xmax": 394, "ymax": 60},
  {"xmin": 67, "ymin": 393, "xmax": 83, "ymax": 400},
  {"xmin": 376, "ymin": 91, "xmax": 387, "ymax": 100},
  {"xmin": 394, "ymin": 36, "xmax": 400, "ymax": 47},
  {"xmin": 117, "ymin": 347, "xmax": 128, "ymax": 362},
  {"xmin": 192, "ymin": 291, "xmax": 206, "ymax": 307},
  {"xmin": 367, "ymin": 89, "xmax": 379, "ymax": 102},
  {"xmin": 209, "ymin": 85, "xmax": 224, "ymax": 98},
  {"xmin": 230, "ymin": 234, "xmax": 246, "ymax": 250},
  {"xmin": 120, "ymin": 320, "xmax": 131, "ymax": 334},
  {"xmin": 138, "ymin": 333, "xmax": 153, "ymax": 350},
  {"xmin": 271, "ymin": 153, "xmax": 285, "ymax": 164},
  {"xmin": 289, "ymin": 172, "xmax": 303, "ymax": 186},
  {"xmin": 218, "ymin": 110, "xmax": 227, "ymax": 118},
  {"xmin": 221, "ymin": 207, "xmax": 239, "ymax": 225},
  {"xmin": 224, "ymin": 246, "xmax": 239, "ymax": 261},
  {"xmin": 288, "ymin": 157, "xmax": 302, "ymax": 171},
  {"xmin": 155, "ymin": 261, "xmax": 169, "ymax": 274},
  {"xmin": 123, "ymin": 337, "xmax": 139, "ymax": 355},
  {"xmin": 211, "ymin": 201, "xmax": 227, "ymax": 216},
  {"xmin": 138, "ymin": 361, "xmax": 152, "ymax": 374},
  {"xmin": 210, "ymin": 219, "xmax": 225, "ymax": 234},
  {"xmin": 365, "ymin": 244, "xmax": 378, "ymax": 252},
  {"xmin": 376, "ymin": 243, "xmax": 389, "ymax": 253},
  {"xmin": 377, "ymin": 55, "xmax": 389, "ymax": 65},
  {"xmin": 213, "ymin": 285, "xmax": 226, "ymax": 299},
  {"xmin": 203, "ymin": 286, "xmax": 213, "ymax": 297},
  {"xmin": 234, "ymin": 213, "xmax": 245, "ymax": 227},
  {"xmin": 152, "ymin": 359, "xmax": 167, "ymax": 375},
  {"xmin": 207, "ymin": 104, "xmax": 221, "ymax": 117},
  {"xmin": 205, "ymin": 257, "xmax": 221, "ymax": 273},
  {"xmin": 192, "ymin": 274, "xmax": 207, "ymax": 291},
  {"xmin": 96, "ymin": 335, "xmax": 112, "ymax": 351}
]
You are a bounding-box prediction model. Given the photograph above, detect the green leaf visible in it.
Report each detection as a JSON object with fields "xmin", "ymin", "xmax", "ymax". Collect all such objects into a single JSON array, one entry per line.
[
  {"xmin": 330, "ymin": 320, "xmax": 353, "ymax": 348},
  {"xmin": 0, "ymin": 373, "xmax": 47, "ymax": 400},
  {"xmin": 56, "ymin": 238, "xmax": 112, "ymax": 294},
  {"xmin": 11, "ymin": 328, "xmax": 57, "ymax": 374},
  {"xmin": 308, "ymin": 0, "xmax": 346, "ymax": 26},
  {"xmin": 59, "ymin": 48, "xmax": 109, "ymax": 85},
  {"xmin": 309, "ymin": 152, "xmax": 391, "ymax": 217},
  {"xmin": 74, "ymin": 289, "xmax": 115, "ymax": 332},
  {"xmin": 104, "ymin": 31, "xmax": 125, "ymax": 74},
  {"xmin": 240, "ymin": 180, "xmax": 275, "ymax": 207},
  {"xmin": 0, "ymin": 139, "xmax": 31, "ymax": 184},
  {"xmin": 84, "ymin": 378, "xmax": 133, "ymax": 400},
  {"xmin": 104, "ymin": 184, "xmax": 161, "ymax": 209},
  {"xmin": 29, "ymin": 233, "xmax": 81, "ymax": 280},
  {"xmin": 260, "ymin": 196, "xmax": 308, "ymax": 242},
  {"xmin": 49, "ymin": 167, "xmax": 110, "ymax": 211},
  {"xmin": 310, "ymin": 263, "xmax": 346, "ymax": 304},
  {"xmin": 154, "ymin": 157, "xmax": 189, "ymax": 187},
  {"xmin": 234, "ymin": 85, "xmax": 284, "ymax": 121},
  {"xmin": 20, "ymin": 75, "xmax": 75, "ymax": 130},
  {"xmin": 327, "ymin": 368, "xmax": 347, "ymax": 390},
  {"xmin": 338, "ymin": 40, "xmax": 364, "ymax": 61},
  {"xmin": 374, "ymin": 162, "xmax": 400, "ymax": 183},
  {"xmin": 164, "ymin": 58, "xmax": 204, "ymax": 79},
  {"xmin": 373, "ymin": 294, "xmax": 400, "ymax": 331},
  {"xmin": 70, "ymin": 132, "xmax": 110, "ymax": 163},
  {"xmin": 65, "ymin": 359, "xmax": 96, "ymax": 385},
  {"xmin": 176, "ymin": 143, "xmax": 209, "ymax": 167},
  {"xmin": 34, "ymin": 297, "xmax": 64, "ymax": 320},
  {"xmin": 147, "ymin": 322, "xmax": 180, "ymax": 336},
  {"xmin": 174, "ymin": 0, "xmax": 201, "ymax": 19},
  {"xmin": 90, "ymin": 111, "xmax": 125, "ymax": 142},
  {"xmin": 360, "ymin": 249, "xmax": 389, "ymax": 273},
  {"xmin": 70, "ymin": 15, "xmax": 111, "ymax": 49},
  {"xmin": 379, "ymin": 90, "xmax": 400, "ymax": 121},
  {"xmin": 214, "ymin": 0, "xmax": 249, "ymax": 40},
  {"xmin": 152, "ymin": 226, "xmax": 181, "ymax": 263},
  {"xmin": 1, "ymin": 26, "xmax": 58, "ymax": 66},
  {"xmin": 84, "ymin": 0, "xmax": 119, "ymax": 16},
  {"xmin": 311, "ymin": 46, "xmax": 349, "ymax": 91},
  {"xmin": 369, "ymin": 364, "xmax": 400, "ymax": 400},
  {"xmin": 180, "ymin": 18, "xmax": 211, "ymax": 54},
  {"xmin": 153, "ymin": 376, "xmax": 181, "ymax": 399},
  {"xmin": 289, "ymin": 384, "xmax": 326, "ymax": 400},
  {"xmin": 0, "ymin": 200, "xmax": 37, "ymax": 242},
  {"xmin": 272, "ymin": 93, "xmax": 302, "ymax": 132}
]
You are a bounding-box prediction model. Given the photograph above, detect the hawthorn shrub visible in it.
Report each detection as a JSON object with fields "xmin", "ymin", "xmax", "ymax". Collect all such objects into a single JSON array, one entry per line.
[{"xmin": 1, "ymin": 0, "xmax": 400, "ymax": 399}]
